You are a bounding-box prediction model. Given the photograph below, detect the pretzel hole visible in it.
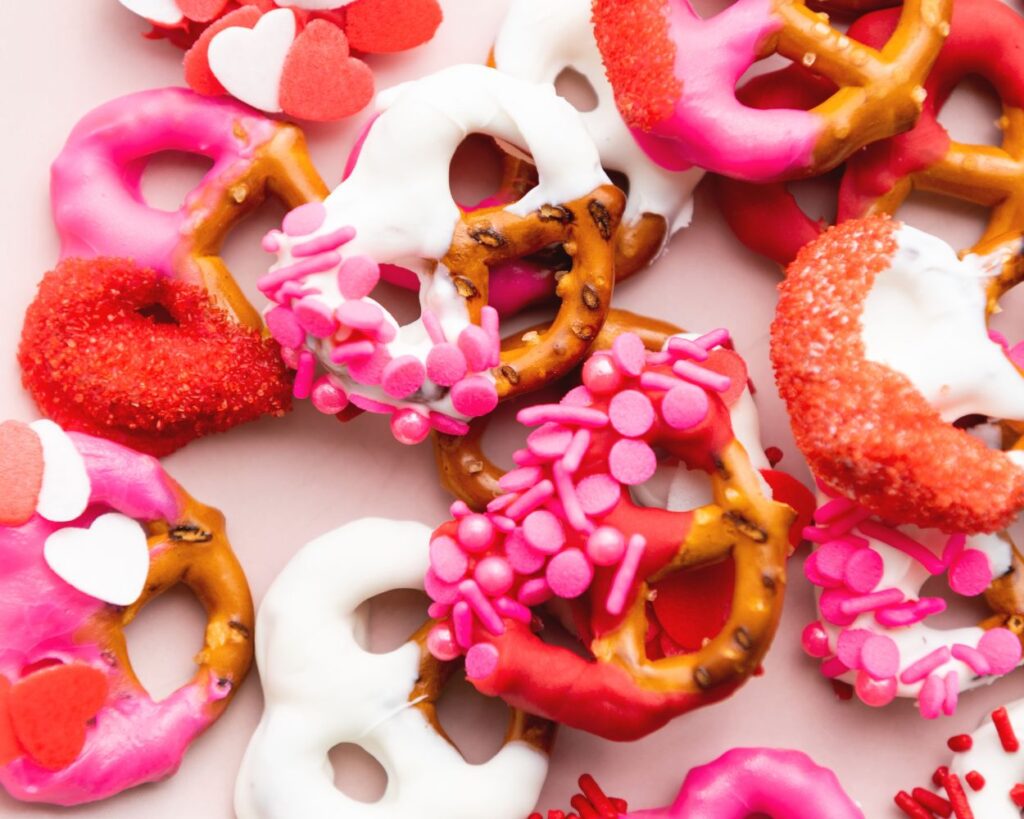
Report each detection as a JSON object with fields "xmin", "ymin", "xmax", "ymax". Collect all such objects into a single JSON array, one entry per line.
[
  {"xmin": 354, "ymin": 589, "xmax": 431, "ymax": 655},
  {"xmin": 936, "ymin": 77, "xmax": 1003, "ymax": 148},
  {"xmin": 123, "ymin": 585, "xmax": 207, "ymax": 701},
  {"xmin": 688, "ymin": 0, "xmax": 737, "ymax": 20},
  {"xmin": 139, "ymin": 151, "xmax": 214, "ymax": 213},
  {"xmin": 531, "ymin": 602, "xmax": 597, "ymax": 661},
  {"xmin": 553, "ymin": 68, "xmax": 598, "ymax": 113},
  {"xmin": 607, "ymin": 169, "xmax": 631, "ymax": 199},
  {"xmin": 631, "ymin": 457, "xmax": 714, "ymax": 511},
  {"xmin": 919, "ymin": 572, "xmax": 994, "ymax": 629},
  {"xmin": 988, "ymin": 282, "xmax": 1024, "ymax": 348},
  {"xmin": 360, "ymin": 277, "xmax": 423, "ymax": 329},
  {"xmin": 786, "ymin": 167, "xmax": 842, "ymax": 227},
  {"xmin": 220, "ymin": 195, "xmax": 290, "ymax": 310},
  {"xmin": 648, "ymin": 559, "xmax": 735, "ymax": 656},
  {"xmin": 449, "ymin": 134, "xmax": 506, "ymax": 209},
  {"xmin": 329, "ymin": 743, "xmax": 388, "ymax": 803},
  {"xmin": 435, "ymin": 673, "xmax": 512, "ymax": 763},
  {"xmin": 899, "ymin": 190, "xmax": 991, "ymax": 259}
]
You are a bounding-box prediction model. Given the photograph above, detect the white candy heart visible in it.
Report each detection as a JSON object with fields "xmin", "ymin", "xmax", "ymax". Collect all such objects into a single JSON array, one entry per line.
[
  {"xmin": 208, "ymin": 8, "xmax": 296, "ymax": 113},
  {"xmin": 117, "ymin": 0, "xmax": 185, "ymax": 26},
  {"xmin": 31, "ymin": 420, "xmax": 91, "ymax": 524},
  {"xmin": 44, "ymin": 513, "xmax": 150, "ymax": 606}
]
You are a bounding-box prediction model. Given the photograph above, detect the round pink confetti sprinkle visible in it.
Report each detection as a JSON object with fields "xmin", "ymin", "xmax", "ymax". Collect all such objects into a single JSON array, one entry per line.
[
  {"xmin": 609, "ymin": 390, "xmax": 655, "ymax": 438},
  {"xmin": 266, "ymin": 306, "xmax": 304, "ymax": 348},
  {"xmin": 337, "ymin": 255, "xmax": 380, "ymax": 299},
  {"xmin": 819, "ymin": 589, "xmax": 858, "ymax": 627},
  {"xmin": 577, "ymin": 473, "xmax": 621, "ymax": 516},
  {"xmin": 391, "ymin": 408, "xmax": 431, "ymax": 445},
  {"xmin": 505, "ymin": 528, "xmax": 546, "ymax": 574},
  {"xmin": 430, "ymin": 535, "xmax": 469, "ymax": 584},
  {"xmin": 661, "ymin": 381, "xmax": 710, "ymax": 430},
  {"xmin": 978, "ymin": 628, "xmax": 1022, "ymax": 675},
  {"xmin": 465, "ymin": 643, "xmax": 499, "ymax": 679},
  {"xmin": 561, "ymin": 385, "xmax": 595, "ymax": 407},
  {"xmin": 310, "ymin": 377, "xmax": 349, "ymax": 415},
  {"xmin": 609, "ymin": 438, "xmax": 657, "ymax": 486},
  {"xmin": 458, "ymin": 514, "xmax": 495, "ymax": 553},
  {"xmin": 861, "ymin": 635, "xmax": 900, "ymax": 680},
  {"xmin": 426, "ymin": 343, "xmax": 468, "ymax": 387},
  {"xmin": 293, "ymin": 298, "xmax": 338, "ymax": 339},
  {"xmin": 347, "ymin": 345, "xmax": 392, "ymax": 385},
  {"xmin": 855, "ymin": 671, "xmax": 897, "ymax": 707},
  {"xmin": 522, "ymin": 510, "xmax": 566, "ymax": 555},
  {"xmin": 527, "ymin": 424, "xmax": 574, "ymax": 458},
  {"xmin": 458, "ymin": 325, "xmax": 492, "ymax": 372},
  {"xmin": 801, "ymin": 621, "xmax": 831, "ymax": 658},
  {"xmin": 451, "ymin": 376, "xmax": 498, "ymax": 418},
  {"xmin": 582, "ymin": 354, "xmax": 622, "ymax": 394},
  {"xmin": 546, "ymin": 549, "xmax": 594, "ymax": 599},
  {"xmin": 836, "ymin": 628, "xmax": 871, "ymax": 669},
  {"xmin": 282, "ymin": 201, "xmax": 326, "ymax": 236},
  {"xmin": 843, "ymin": 547, "xmax": 883, "ymax": 594},
  {"xmin": 611, "ymin": 333, "xmax": 645, "ymax": 376},
  {"xmin": 948, "ymin": 549, "xmax": 993, "ymax": 597},
  {"xmin": 475, "ymin": 556, "xmax": 514, "ymax": 596},
  {"xmin": 336, "ymin": 299, "xmax": 385, "ymax": 332},
  {"xmin": 381, "ymin": 355, "xmax": 426, "ymax": 399},
  {"xmin": 815, "ymin": 540, "xmax": 858, "ymax": 583},
  {"xmin": 427, "ymin": 624, "xmax": 461, "ymax": 661},
  {"xmin": 424, "ymin": 569, "xmax": 458, "ymax": 604},
  {"xmin": 586, "ymin": 526, "xmax": 626, "ymax": 566}
]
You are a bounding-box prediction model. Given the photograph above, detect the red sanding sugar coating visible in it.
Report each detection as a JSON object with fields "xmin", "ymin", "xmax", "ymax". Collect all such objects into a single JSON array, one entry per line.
[
  {"xmin": 19, "ymin": 258, "xmax": 292, "ymax": 457},
  {"xmin": 591, "ymin": 0, "xmax": 681, "ymax": 131},
  {"xmin": 771, "ymin": 216, "xmax": 1024, "ymax": 534}
]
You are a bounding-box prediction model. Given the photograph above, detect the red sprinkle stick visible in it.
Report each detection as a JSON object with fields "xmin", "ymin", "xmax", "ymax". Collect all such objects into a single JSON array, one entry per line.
[
  {"xmin": 964, "ymin": 771, "xmax": 985, "ymax": 791},
  {"xmin": 894, "ymin": 791, "xmax": 933, "ymax": 819},
  {"xmin": 993, "ymin": 707, "xmax": 1020, "ymax": 752},
  {"xmin": 943, "ymin": 773, "xmax": 974, "ymax": 819},
  {"xmin": 947, "ymin": 735, "xmax": 973, "ymax": 753}
]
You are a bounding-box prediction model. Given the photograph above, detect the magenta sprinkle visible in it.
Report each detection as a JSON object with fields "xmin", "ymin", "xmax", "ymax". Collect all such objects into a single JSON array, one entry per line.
[
  {"xmin": 672, "ymin": 359, "xmax": 731, "ymax": 393},
  {"xmin": 505, "ymin": 480, "xmax": 555, "ymax": 520},
  {"xmin": 421, "ymin": 309, "xmax": 447, "ymax": 344},
  {"xmin": 499, "ymin": 467, "xmax": 544, "ymax": 493},
  {"xmin": 259, "ymin": 251, "xmax": 341, "ymax": 295},
  {"xmin": 348, "ymin": 394, "xmax": 397, "ymax": 415},
  {"xmin": 814, "ymin": 497, "xmax": 858, "ymax": 525},
  {"xmin": 943, "ymin": 670, "xmax": 959, "ymax": 716},
  {"xmin": 553, "ymin": 462, "xmax": 590, "ymax": 533},
  {"xmin": 819, "ymin": 656, "xmax": 850, "ymax": 678},
  {"xmin": 858, "ymin": 520, "xmax": 947, "ymax": 575},
  {"xmin": 666, "ymin": 336, "xmax": 709, "ymax": 361},
  {"xmin": 838, "ymin": 588, "xmax": 905, "ymax": 616},
  {"xmin": 606, "ymin": 534, "xmax": 646, "ymax": 615},
  {"xmin": 336, "ymin": 255, "xmax": 381, "ymax": 300},
  {"xmin": 329, "ymin": 340, "xmax": 375, "ymax": 364},
  {"xmin": 282, "ymin": 201, "xmax": 326, "ymax": 236},
  {"xmin": 494, "ymin": 596, "xmax": 531, "ymax": 624},
  {"xmin": 492, "ymin": 515, "xmax": 516, "ymax": 532},
  {"xmin": 639, "ymin": 371, "xmax": 680, "ymax": 392},
  {"xmin": 612, "ymin": 332, "xmax": 646, "ymax": 376},
  {"xmin": 427, "ymin": 602, "xmax": 451, "ymax": 619},
  {"xmin": 695, "ymin": 328, "xmax": 730, "ymax": 349},
  {"xmin": 900, "ymin": 647, "xmax": 952, "ymax": 685},
  {"xmin": 429, "ymin": 412, "xmax": 470, "ymax": 436},
  {"xmin": 918, "ymin": 673, "xmax": 945, "ymax": 719},
  {"xmin": 291, "ymin": 225, "xmax": 356, "ymax": 258},
  {"xmin": 952, "ymin": 644, "xmax": 991, "ymax": 676},
  {"xmin": 517, "ymin": 404, "xmax": 610, "ymax": 429},
  {"xmin": 459, "ymin": 579, "xmax": 505, "ymax": 635},
  {"xmin": 561, "ymin": 429, "xmax": 592, "ymax": 473},
  {"xmin": 453, "ymin": 601, "xmax": 474, "ymax": 649},
  {"xmin": 609, "ymin": 389, "xmax": 656, "ymax": 437},
  {"xmin": 527, "ymin": 424, "xmax": 575, "ymax": 458},
  {"xmin": 517, "ymin": 577, "xmax": 552, "ymax": 606},
  {"xmin": 293, "ymin": 350, "xmax": 315, "ymax": 399},
  {"xmin": 481, "ymin": 305, "xmax": 501, "ymax": 367},
  {"xmin": 874, "ymin": 597, "xmax": 946, "ymax": 627},
  {"xmin": 450, "ymin": 500, "xmax": 472, "ymax": 518},
  {"xmin": 942, "ymin": 533, "xmax": 967, "ymax": 566}
]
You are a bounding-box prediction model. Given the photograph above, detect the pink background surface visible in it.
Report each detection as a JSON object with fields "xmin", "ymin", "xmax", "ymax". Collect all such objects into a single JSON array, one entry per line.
[{"xmin": 1, "ymin": 1, "xmax": 1021, "ymax": 816}]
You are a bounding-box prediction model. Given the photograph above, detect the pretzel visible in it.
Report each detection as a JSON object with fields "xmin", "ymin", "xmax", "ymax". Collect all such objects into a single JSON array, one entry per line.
[
  {"xmin": 19, "ymin": 88, "xmax": 328, "ymax": 456},
  {"xmin": 262, "ymin": 65, "xmax": 622, "ymax": 445},
  {"xmin": 423, "ymin": 324, "xmax": 798, "ymax": 741},
  {"xmin": 531, "ymin": 749, "xmax": 864, "ymax": 818},
  {"xmin": 591, "ymin": 0, "xmax": 952, "ymax": 182},
  {"xmin": 0, "ymin": 420, "xmax": 253, "ymax": 805},
  {"xmin": 234, "ymin": 518, "xmax": 552, "ymax": 819}
]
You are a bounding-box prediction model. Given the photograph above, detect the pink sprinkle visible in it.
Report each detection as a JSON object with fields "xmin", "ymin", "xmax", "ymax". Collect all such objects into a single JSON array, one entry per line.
[
  {"xmin": 517, "ymin": 404, "xmax": 609, "ymax": 429},
  {"xmin": 430, "ymin": 535, "xmax": 469, "ymax": 583},
  {"xmin": 381, "ymin": 355, "xmax": 426, "ymax": 399},
  {"xmin": 421, "ymin": 309, "xmax": 447, "ymax": 345},
  {"xmin": 336, "ymin": 300, "xmax": 385, "ymax": 332},
  {"xmin": 512, "ymin": 448, "xmax": 544, "ymax": 467},
  {"xmin": 854, "ymin": 671, "xmax": 897, "ymax": 707},
  {"xmin": 458, "ymin": 513, "xmax": 495, "ymax": 553},
  {"xmin": 646, "ymin": 351, "xmax": 672, "ymax": 365},
  {"xmin": 330, "ymin": 340, "xmax": 375, "ymax": 364},
  {"xmin": 814, "ymin": 497, "xmax": 858, "ymax": 525},
  {"xmin": 450, "ymin": 501, "xmax": 472, "ymax": 518},
  {"xmin": 425, "ymin": 569, "xmax": 459, "ymax": 605},
  {"xmin": 609, "ymin": 438, "xmax": 657, "ymax": 486},
  {"xmin": 494, "ymin": 597, "xmax": 531, "ymax": 624},
  {"xmin": 919, "ymin": 673, "xmax": 945, "ymax": 719},
  {"xmin": 609, "ymin": 390, "xmax": 655, "ymax": 438},
  {"xmin": 900, "ymin": 647, "xmax": 951, "ymax": 684},
  {"xmin": 861, "ymin": 635, "xmax": 900, "ymax": 680},
  {"xmin": 293, "ymin": 298, "xmax": 337, "ymax": 338},
  {"xmin": 577, "ymin": 473, "xmax": 622, "ymax": 516},
  {"xmin": 800, "ymin": 621, "xmax": 831, "ymax": 658},
  {"xmin": 259, "ymin": 251, "xmax": 341, "ymax": 295},
  {"xmin": 266, "ymin": 306, "xmax": 305, "ymax": 348},
  {"xmin": 465, "ymin": 643, "xmax": 499, "ymax": 679},
  {"xmin": 459, "ymin": 579, "xmax": 505, "ymax": 635},
  {"xmin": 492, "ymin": 515, "xmax": 515, "ymax": 533},
  {"xmin": 517, "ymin": 577, "xmax": 552, "ymax": 606},
  {"xmin": 426, "ymin": 343, "xmax": 468, "ymax": 387},
  {"xmin": 874, "ymin": 597, "xmax": 946, "ymax": 627},
  {"xmin": 844, "ymin": 548, "xmax": 884, "ymax": 594},
  {"xmin": 458, "ymin": 325, "xmax": 492, "ymax": 372},
  {"xmin": 426, "ymin": 624, "xmax": 459, "ymax": 661},
  {"xmin": 667, "ymin": 336, "xmax": 709, "ymax": 361},
  {"xmin": 487, "ymin": 497, "xmax": 516, "ymax": 516},
  {"xmin": 505, "ymin": 480, "xmax": 555, "ymax": 520},
  {"xmin": 293, "ymin": 350, "xmax": 315, "ymax": 399},
  {"xmin": 942, "ymin": 533, "xmax": 967, "ymax": 566},
  {"xmin": 552, "ymin": 462, "xmax": 590, "ymax": 533},
  {"xmin": 429, "ymin": 412, "xmax": 470, "ymax": 436},
  {"xmin": 639, "ymin": 372, "xmax": 680, "ymax": 392},
  {"xmin": 582, "ymin": 354, "xmax": 622, "ymax": 395},
  {"xmin": 977, "ymin": 628, "xmax": 1022, "ymax": 675},
  {"xmin": 336, "ymin": 254, "xmax": 380, "ymax": 299},
  {"xmin": 311, "ymin": 377, "xmax": 349, "ymax": 414},
  {"xmin": 695, "ymin": 328, "xmax": 730, "ymax": 349},
  {"xmin": 293, "ymin": 225, "xmax": 357, "ymax": 258},
  {"xmin": 274, "ymin": 282, "xmax": 320, "ymax": 302},
  {"xmin": 819, "ymin": 589, "xmax": 858, "ymax": 626},
  {"xmin": 451, "ymin": 376, "xmax": 498, "ymax": 418},
  {"xmin": 606, "ymin": 534, "xmax": 646, "ymax": 615},
  {"xmin": 453, "ymin": 601, "xmax": 474, "ymax": 648},
  {"xmin": 951, "ymin": 644, "xmax": 992, "ymax": 676},
  {"xmin": 522, "ymin": 510, "xmax": 566, "ymax": 555},
  {"xmin": 527, "ymin": 423, "xmax": 574, "ymax": 459},
  {"xmin": 427, "ymin": 602, "xmax": 451, "ymax": 620},
  {"xmin": 481, "ymin": 306, "xmax": 501, "ymax": 367},
  {"xmin": 943, "ymin": 670, "xmax": 959, "ymax": 716},
  {"xmin": 817, "ymin": 506, "xmax": 873, "ymax": 539},
  {"xmin": 391, "ymin": 408, "xmax": 430, "ymax": 445},
  {"xmin": 803, "ymin": 552, "xmax": 841, "ymax": 589},
  {"xmin": 858, "ymin": 520, "xmax": 946, "ymax": 575},
  {"xmin": 561, "ymin": 429, "xmax": 592, "ymax": 473},
  {"xmin": 348, "ymin": 346, "xmax": 392, "ymax": 385},
  {"xmin": 948, "ymin": 549, "xmax": 993, "ymax": 597},
  {"xmin": 836, "ymin": 628, "xmax": 871, "ymax": 669},
  {"xmin": 499, "ymin": 467, "xmax": 544, "ymax": 493},
  {"xmin": 561, "ymin": 385, "xmax": 596, "ymax": 407},
  {"xmin": 839, "ymin": 588, "xmax": 904, "ymax": 616},
  {"xmin": 672, "ymin": 360, "xmax": 731, "ymax": 393},
  {"xmin": 282, "ymin": 201, "xmax": 326, "ymax": 236},
  {"xmin": 475, "ymin": 556, "xmax": 514, "ymax": 596},
  {"xmin": 815, "ymin": 540, "xmax": 859, "ymax": 583},
  {"xmin": 661, "ymin": 382, "xmax": 710, "ymax": 430},
  {"xmin": 820, "ymin": 656, "xmax": 850, "ymax": 678},
  {"xmin": 546, "ymin": 549, "xmax": 594, "ymax": 599},
  {"xmin": 504, "ymin": 527, "xmax": 546, "ymax": 574},
  {"xmin": 612, "ymin": 333, "xmax": 646, "ymax": 376},
  {"xmin": 348, "ymin": 394, "xmax": 396, "ymax": 415},
  {"xmin": 262, "ymin": 230, "xmax": 281, "ymax": 253}
]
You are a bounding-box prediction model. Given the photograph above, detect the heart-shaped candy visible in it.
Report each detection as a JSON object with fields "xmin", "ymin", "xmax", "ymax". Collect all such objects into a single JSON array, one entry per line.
[
  {"xmin": 44, "ymin": 513, "xmax": 150, "ymax": 606},
  {"xmin": 0, "ymin": 421, "xmax": 44, "ymax": 527},
  {"xmin": 117, "ymin": 0, "xmax": 185, "ymax": 25},
  {"xmin": 184, "ymin": 6, "xmax": 263, "ymax": 96},
  {"xmin": 0, "ymin": 677, "xmax": 23, "ymax": 766},
  {"xmin": 279, "ymin": 20, "xmax": 373, "ymax": 121},
  {"xmin": 176, "ymin": 0, "xmax": 231, "ymax": 22},
  {"xmin": 344, "ymin": 0, "xmax": 442, "ymax": 54},
  {"xmin": 31, "ymin": 419, "xmax": 91, "ymax": 524},
  {"xmin": 8, "ymin": 664, "xmax": 108, "ymax": 771},
  {"xmin": 208, "ymin": 7, "xmax": 297, "ymax": 112},
  {"xmin": 277, "ymin": 0, "xmax": 357, "ymax": 8}
]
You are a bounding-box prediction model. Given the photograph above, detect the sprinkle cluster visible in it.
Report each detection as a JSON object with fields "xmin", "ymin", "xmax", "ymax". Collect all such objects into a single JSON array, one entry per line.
[
  {"xmin": 424, "ymin": 329, "xmax": 735, "ymax": 677},
  {"xmin": 528, "ymin": 774, "xmax": 627, "ymax": 819},
  {"xmin": 801, "ymin": 490, "xmax": 1021, "ymax": 718},
  {"xmin": 260, "ymin": 202, "xmax": 502, "ymax": 444}
]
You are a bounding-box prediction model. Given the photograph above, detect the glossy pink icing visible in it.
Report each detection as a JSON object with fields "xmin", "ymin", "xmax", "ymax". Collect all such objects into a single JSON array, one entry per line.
[
  {"xmin": 0, "ymin": 432, "xmax": 229, "ymax": 806},
  {"xmin": 628, "ymin": 0, "xmax": 822, "ymax": 181},
  {"xmin": 51, "ymin": 87, "xmax": 279, "ymax": 283}
]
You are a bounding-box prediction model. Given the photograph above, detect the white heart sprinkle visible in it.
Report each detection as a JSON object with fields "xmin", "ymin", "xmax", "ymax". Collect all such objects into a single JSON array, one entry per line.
[
  {"xmin": 44, "ymin": 513, "xmax": 149, "ymax": 606},
  {"xmin": 31, "ymin": 420, "xmax": 91, "ymax": 524},
  {"xmin": 208, "ymin": 8, "xmax": 296, "ymax": 113},
  {"xmin": 117, "ymin": 0, "xmax": 185, "ymax": 26}
]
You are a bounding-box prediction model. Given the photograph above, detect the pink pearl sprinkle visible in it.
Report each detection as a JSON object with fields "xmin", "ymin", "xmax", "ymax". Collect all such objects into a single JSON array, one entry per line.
[
  {"xmin": 978, "ymin": 628, "xmax": 1022, "ymax": 675},
  {"xmin": 465, "ymin": 643, "xmax": 499, "ymax": 679},
  {"xmin": 522, "ymin": 510, "xmax": 566, "ymax": 555},
  {"xmin": 609, "ymin": 390, "xmax": 655, "ymax": 438},
  {"xmin": 451, "ymin": 501, "xmax": 472, "ymax": 518},
  {"xmin": 948, "ymin": 549, "xmax": 993, "ymax": 597},
  {"xmin": 266, "ymin": 306, "xmax": 305, "ymax": 348},
  {"xmin": 855, "ymin": 671, "xmax": 897, "ymax": 708},
  {"xmin": 282, "ymin": 201, "xmax": 326, "ymax": 236},
  {"xmin": 843, "ymin": 547, "xmax": 883, "ymax": 594},
  {"xmin": 458, "ymin": 514, "xmax": 495, "ymax": 553},
  {"xmin": 661, "ymin": 382, "xmax": 710, "ymax": 430},
  {"xmin": 546, "ymin": 549, "xmax": 594, "ymax": 599},
  {"xmin": 612, "ymin": 333, "xmax": 646, "ymax": 376},
  {"xmin": 451, "ymin": 376, "xmax": 499, "ymax": 418},
  {"xmin": 336, "ymin": 300, "xmax": 384, "ymax": 332},
  {"xmin": 609, "ymin": 438, "xmax": 657, "ymax": 486},
  {"xmin": 426, "ymin": 343, "xmax": 468, "ymax": 387},
  {"xmin": 801, "ymin": 621, "xmax": 831, "ymax": 658},
  {"xmin": 505, "ymin": 528, "xmax": 546, "ymax": 574},
  {"xmin": 577, "ymin": 473, "xmax": 622, "ymax": 516},
  {"xmin": 587, "ymin": 526, "xmax": 626, "ymax": 566},
  {"xmin": 262, "ymin": 231, "xmax": 281, "ymax": 253},
  {"xmin": 426, "ymin": 624, "xmax": 461, "ymax": 661},
  {"xmin": 381, "ymin": 355, "xmax": 426, "ymax": 399},
  {"xmin": 337, "ymin": 255, "xmax": 380, "ymax": 300},
  {"xmin": 431, "ymin": 535, "xmax": 469, "ymax": 584},
  {"xmin": 861, "ymin": 635, "xmax": 900, "ymax": 680},
  {"xmin": 293, "ymin": 298, "xmax": 337, "ymax": 339},
  {"xmin": 311, "ymin": 377, "xmax": 349, "ymax": 415},
  {"xmin": 458, "ymin": 325, "xmax": 493, "ymax": 372},
  {"xmin": 527, "ymin": 424, "xmax": 574, "ymax": 459},
  {"xmin": 391, "ymin": 409, "xmax": 431, "ymax": 445},
  {"xmin": 475, "ymin": 556, "xmax": 514, "ymax": 596},
  {"xmin": 582, "ymin": 354, "xmax": 622, "ymax": 394}
]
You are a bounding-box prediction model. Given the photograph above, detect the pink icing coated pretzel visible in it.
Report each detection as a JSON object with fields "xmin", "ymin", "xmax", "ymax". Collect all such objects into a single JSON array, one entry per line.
[{"xmin": 0, "ymin": 423, "xmax": 253, "ymax": 805}]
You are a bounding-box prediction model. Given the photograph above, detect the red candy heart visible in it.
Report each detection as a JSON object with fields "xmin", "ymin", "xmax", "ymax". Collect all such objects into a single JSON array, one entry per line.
[
  {"xmin": 279, "ymin": 20, "xmax": 374, "ymax": 121},
  {"xmin": 0, "ymin": 420, "xmax": 44, "ymax": 527},
  {"xmin": 177, "ymin": 0, "xmax": 231, "ymax": 22},
  {"xmin": 9, "ymin": 664, "xmax": 108, "ymax": 771},
  {"xmin": 183, "ymin": 5, "xmax": 263, "ymax": 96},
  {"xmin": 344, "ymin": 0, "xmax": 442, "ymax": 54},
  {"xmin": 702, "ymin": 348, "xmax": 749, "ymax": 408},
  {"xmin": 0, "ymin": 677, "xmax": 24, "ymax": 766}
]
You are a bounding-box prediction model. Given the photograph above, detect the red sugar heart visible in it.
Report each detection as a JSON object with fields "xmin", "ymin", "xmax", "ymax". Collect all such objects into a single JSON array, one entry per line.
[
  {"xmin": 651, "ymin": 559, "xmax": 735, "ymax": 654},
  {"xmin": 9, "ymin": 664, "xmax": 108, "ymax": 771},
  {"xmin": 702, "ymin": 348, "xmax": 749, "ymax": 407},
  {"xmin": 0, "ymin": 677, "xmax": 24, "ymax": 766},
  {"xmin": 177, "ymin": 0, "xmax": 231, "ymax": 23},
  {"xmin": 344, "ymin": 0, "xmax": 442, "ymax": 54},
  {"xmin": 0, "ymin": 420, "xmax": 44, "ymax": 527},
  {"xmin": 183, "ymin": 5, "xmax": 263, "ymax": 96},
  {"xmin": 280, "ymin": 20, "xmax": 374, "ymax": 122}
]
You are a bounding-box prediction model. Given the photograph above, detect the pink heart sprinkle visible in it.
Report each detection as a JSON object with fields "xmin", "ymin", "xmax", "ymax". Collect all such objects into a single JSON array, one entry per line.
[
  {"xmin": 450, "ymin": 376, "xmax": 498, "ymax": 418},
  {"xmin": 457, "ymin": 325, "xmax": 492, "ymax": 372},
  {"xmin": 546, "ymin": 548, "xmax": 594, "ymax": 599},
  {"xmin": 336, "ymin": 300, "xmax": 384, "ymax": 332},
  {"xmin": 611, "ymin": 333, "xmax": 645, "ymax": 376},
  {"xmin": 661, "ymin": 382, "xmax": 710, "ymax": 430},
  {"xmin": 266, "ymin": 306, "xmax": 305, "ymax": 348},
  {"xmin": 337, "ymin": 255, "xmax": 380, "ymax": 300},
  {"xmin": 430, "ymin": 535, "xmax": 469, "ymax": 584},
  {"xmin": 381, "ymin": 355, "xmax": 426, "ymax": 399},
  {"xmin": 609, "ymin": 438, "xmax": 657, "ymax": 486},
  {"xmin": 860, "ymin": 635, "xmax": 900, "ymax": 680},
  {"xmin": 522, "ymin": 510, "xmax": 566, "ymax": 555},
  {"xmin": 978, "ymin": 628, "xmax": 1022, "ymax": 675},
  {"xmin": 426, "ymin": 343, "xmax": 468, "ymax": 387},
  {"xmin": 609, "ymin": 390, "xmax": 655, "ymax": 438},
  {"xmin": 293, "ymin": 298, "xmax": 338, "ymax": 339},
  {"xmin": 282, "ymin": 202, "xmax": 327, "ymax": 236},
  {"xmin": 576, "ymin": 473, "xmax": 621, "ymax": 516},
  {"xmin": 948, "ymin": 549, "xmax": 992, "ymax": 597}
]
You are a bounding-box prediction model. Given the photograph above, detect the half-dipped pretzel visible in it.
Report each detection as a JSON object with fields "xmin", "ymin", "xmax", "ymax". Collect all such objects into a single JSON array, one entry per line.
[
  {"xmin": 772, "ymin": 215, "xmax": 1024, "ymax": 533},
  {"xmin": 262, "ymin": 65, "xmax": 622, "ymax": 445},
  {"xmin": 591, "ymin": 0, "xmax": 952, "ymax": 181},
  {"xmin": 531, "ymin": 748, "xmax": 864, "ymax": 818},
  {"xmin": 234, "ymin": 517, "xmax": 551, "ymax": 818},
  {"xmin": 423, "ymin": 328, "xmax": 797, "ymax": 741},
  {"xmin": 19, "ymin": 88, "xmax": 329, "ymax": 456},
  {"xmin": 0, "ymin": 419, "xmax": 253, "ymax": 805}
]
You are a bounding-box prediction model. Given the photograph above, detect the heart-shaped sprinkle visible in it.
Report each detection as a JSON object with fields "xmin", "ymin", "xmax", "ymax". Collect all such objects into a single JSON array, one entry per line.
[
  {"xmin": 0, "ymin": 420, "xmax": 44, "ymax": 527},
  {"xmin": 44, "ymin": 513, "xmax": 150, "ymax": 606},
  {"xmin": 279, "ymin": 20, "xmax": 374, "ymax": 121},
  {"xmin": 31, "ymin": 420, "xmax": 90, "ymax": 524},
  {"xmin": 117, "ymin": 0, "xmax": 185, "ymax": 25},
  {"xmin": 9, "ymin": 664, "xmax": 108, "ymax": 771},
  {"xmin": 208, "ymin": 7, "xmax": 297, "ymax": 112},
  {"xmin": 176, "ymin": 0, "xmax": 230, "ymax": 22},
  {"xmin": 0, "ymin": 676, "xmax": 24, "ymax": 765},
  {"xmin": 184, "ymin": 6, "xmax": 264, "ymax": 97},
  {"xmin": 344, "ymin": 0, "xmax": 443, "ymax": 54}
]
